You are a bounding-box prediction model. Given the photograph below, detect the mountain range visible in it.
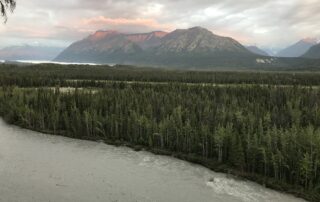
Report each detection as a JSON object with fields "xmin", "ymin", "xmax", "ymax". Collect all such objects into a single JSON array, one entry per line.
[
  {"xmin": 276, "ymin": 38, "xmax": 318, "ymax": 57},
  {"xmin": 0, "ymin": 45, "xmax": 64, "ymax": 61},
  {"xmin": 53, "ymin": 27, "xmax": 320, "ymax": 69},
  {"xmin": 55, "ymin": 27, "xmax": 263, "ymax": 68}
]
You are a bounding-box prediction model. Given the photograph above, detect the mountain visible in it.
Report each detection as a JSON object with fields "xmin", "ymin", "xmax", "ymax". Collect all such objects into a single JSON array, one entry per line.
[
  {"xmin": 55, "ymin": 30, "xmax": 168, "ymax": 63},
  {"xmin": 302, "ymin": 44, "xmax": 320, "ymax": 59},
  {"xmin": 152, "ymin": 27, "xmax": 249, "ymax": 55},
  {"xmin": 55, "ymin": 30, "xmax": 143, "ymax": 63},
  {"xmin": 246, "ymin": 46, "xmax": 269, "ymax": 56},
  {"xmin": 0, "ymin": 45, "xmax": 64, "ymax": 61},
  {"xmin": 141, "ymin": 27, "xmax": 258, "ymax": 67},
  {"xmin": 276, "ymin": 38, "xmax": 317, "ymax": 57},
  {"xmin": 261, "ymin": 47, "xmax": 281, "ymax": 56},
  {"xmin": 55, "ymin": 27, "xmax": 258, "ymax": 68},
  {"xmin": 126, "ymin": 31, "xmax": 168, "ymax": 49}
]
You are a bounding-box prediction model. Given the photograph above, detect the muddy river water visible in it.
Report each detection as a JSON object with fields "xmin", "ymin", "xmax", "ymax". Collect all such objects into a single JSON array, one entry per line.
[{"xmin": 0, "ymin": 119, "xmax": 306, "ymax": 202}]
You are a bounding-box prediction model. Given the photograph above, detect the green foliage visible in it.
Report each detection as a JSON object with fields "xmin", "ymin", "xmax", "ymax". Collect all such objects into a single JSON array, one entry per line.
[{"xmin": 2, "ymin": 64, "xmax": 320, "ymax": 87}]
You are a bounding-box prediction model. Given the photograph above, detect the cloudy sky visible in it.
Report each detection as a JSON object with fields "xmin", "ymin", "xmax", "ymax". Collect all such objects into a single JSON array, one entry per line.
[{"xmin": 0, "ymin": 0, "xmax": 319, "ymax": 50}]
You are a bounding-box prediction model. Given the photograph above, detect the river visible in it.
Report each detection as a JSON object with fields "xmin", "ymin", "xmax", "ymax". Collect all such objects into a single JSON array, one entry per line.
[{"xmin": 0, "ymin": 119, "xmax": 306, "ymax": 202}]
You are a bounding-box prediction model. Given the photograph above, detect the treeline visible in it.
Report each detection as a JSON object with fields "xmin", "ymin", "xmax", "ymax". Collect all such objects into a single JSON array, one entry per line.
[
  {"xmin": 0, "ymin": 83, "xmax": 320, "ymax": 201},
  {"xmin": 2, "ymin": 63, "xmax": 320, "ymax": 87}
]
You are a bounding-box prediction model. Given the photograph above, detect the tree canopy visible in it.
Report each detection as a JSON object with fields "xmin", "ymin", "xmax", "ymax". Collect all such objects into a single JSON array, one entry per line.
[{"xmin": 0, "ymin": 0, "xmax": 16, "ymax": 22}]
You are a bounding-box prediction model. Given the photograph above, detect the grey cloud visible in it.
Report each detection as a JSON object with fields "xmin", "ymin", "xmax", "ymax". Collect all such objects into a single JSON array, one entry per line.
[{"xmin": 0, "ymin": 0, "xmax": 319, "ymax": 49}]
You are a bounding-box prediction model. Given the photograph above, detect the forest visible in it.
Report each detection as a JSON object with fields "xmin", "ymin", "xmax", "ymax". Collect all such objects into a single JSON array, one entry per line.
[
  {"xmin": 0, "ymin": 63, "xmax": 320, "ymax": 201},
  {"xmin": 3, "ymin": 63, "xmax": 320, "ymax": 86}
]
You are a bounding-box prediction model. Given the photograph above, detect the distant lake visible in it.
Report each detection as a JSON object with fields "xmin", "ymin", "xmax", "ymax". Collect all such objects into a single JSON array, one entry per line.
[
  {"xmin": 0, "ymin": 119, "xmax": 306, "ymax": 202},
  {"xmin": 1, "ymin": 60, "xmax": 116, "ymax": 66}
]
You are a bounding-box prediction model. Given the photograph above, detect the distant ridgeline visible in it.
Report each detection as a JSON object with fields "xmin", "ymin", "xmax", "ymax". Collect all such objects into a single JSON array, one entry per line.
[
  {"xmin": 0, "ymin": 64, "xmax": 320, "ymax": 201},
  {"xmin": 0, "ymin": 46, "xmax": 64, "ymax": 61},
  {"xmin": 55, "ymin": 27, "xmax": 320, "ymax": 70}
]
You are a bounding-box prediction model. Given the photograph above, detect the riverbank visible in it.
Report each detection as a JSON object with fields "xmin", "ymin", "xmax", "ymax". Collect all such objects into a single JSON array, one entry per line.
[
  {"xmin": 2, "ymin": 118, "xmax": 318, "ymax": 202},
  {"xmin": 0, "ymin": 118, "xmax": 307, "ymax": 202}
]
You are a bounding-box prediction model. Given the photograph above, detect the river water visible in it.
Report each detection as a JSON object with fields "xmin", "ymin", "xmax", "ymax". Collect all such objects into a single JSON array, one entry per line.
[{"xmin": 0, "ymin": 119, "xmax": 306, "ymax": 202}]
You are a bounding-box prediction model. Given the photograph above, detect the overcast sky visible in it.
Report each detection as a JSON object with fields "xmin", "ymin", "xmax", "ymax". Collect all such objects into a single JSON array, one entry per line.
[{"xmin": 0, "ymin": 0, "xmax": 319, "ymax": 50}]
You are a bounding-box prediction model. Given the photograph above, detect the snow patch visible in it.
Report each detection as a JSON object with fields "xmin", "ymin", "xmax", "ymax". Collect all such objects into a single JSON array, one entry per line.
[{"xmin": 256, "ymin": 58, "xmax": 274, "ymax": 64}]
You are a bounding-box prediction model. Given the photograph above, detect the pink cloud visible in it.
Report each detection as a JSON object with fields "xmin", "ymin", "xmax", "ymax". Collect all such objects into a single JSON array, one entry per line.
[
  {"xmin": 3, "ymin": 27, "xmax": 52, "ymax": 38},
  {"xmin": 82, "ymin": 16, "xmax": 173, "ymax": 31}
]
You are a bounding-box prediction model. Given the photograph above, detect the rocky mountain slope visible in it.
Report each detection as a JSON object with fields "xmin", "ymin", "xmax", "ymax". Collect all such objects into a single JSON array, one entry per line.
[
  {"xmin": 55, "ymin": 31, "xmax": 143, "ymax": 63},
  {"xmin": 302, "ymin": 43, "xmax": 320, "ymax": 59},
  {"xmin": 151, "ymin": 27, "xmax": 250, "ymax": 55},
  {"xmin": 276, "ymin": 38, "xmax": 317, "ymax": 57},
  {"xmin": 126, "ymin": 31, "xmax": 167, "ymax": 49},
  {"xmin": 55, "ymin": 27, "xmax": 258, "ymax": 67},
  {"xmin": 55, "ymin": 27, "xmax": 320, "ymax": 70},
  {"xmin": 246, "ymin": 46, "xmax": 269, "ymax": 56}
]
